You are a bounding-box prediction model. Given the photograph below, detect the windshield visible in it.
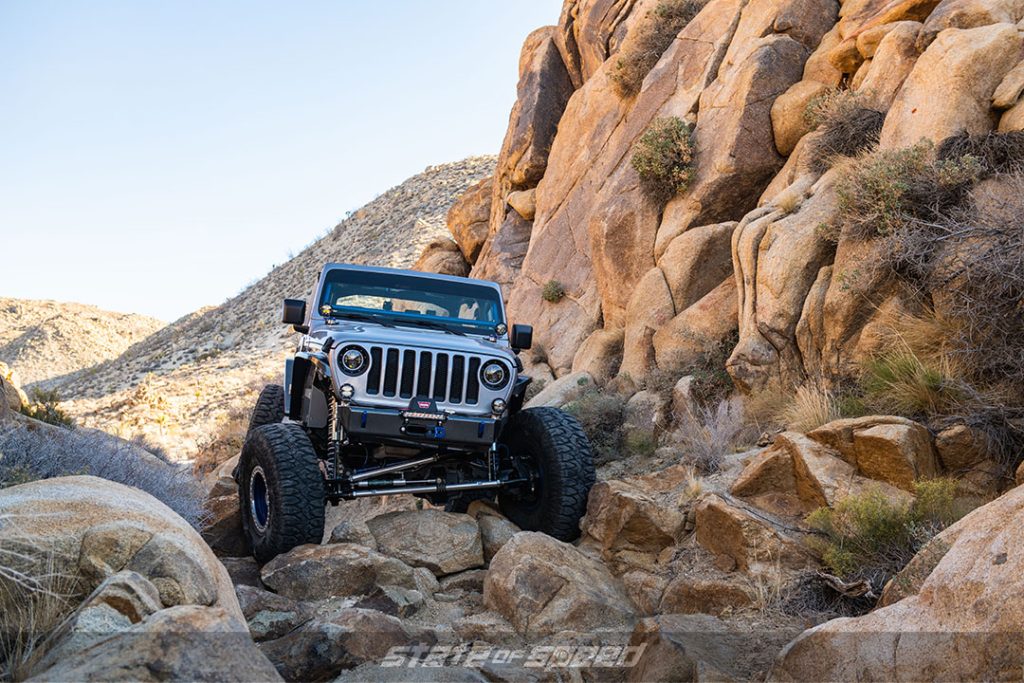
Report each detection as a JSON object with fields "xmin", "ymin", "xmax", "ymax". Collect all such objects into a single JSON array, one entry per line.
[{"xmin": 318, "ymin": 268, "xmax": 504, "ymax": 333}]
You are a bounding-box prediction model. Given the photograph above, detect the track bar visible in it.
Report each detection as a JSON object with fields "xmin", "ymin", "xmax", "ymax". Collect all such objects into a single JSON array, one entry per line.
[
  {"xmin": 348, "ymin": 478, "xmax": 525, "ymax": 498},
  {"xmin": 348, "ymin": 454, "xmax": 442, "ymax": 482}
]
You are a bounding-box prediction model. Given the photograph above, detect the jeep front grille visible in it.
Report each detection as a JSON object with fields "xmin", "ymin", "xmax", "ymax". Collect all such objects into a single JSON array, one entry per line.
[{"xmin": 365, "ymin": 346, "xmax": 483, "ymax": 405}]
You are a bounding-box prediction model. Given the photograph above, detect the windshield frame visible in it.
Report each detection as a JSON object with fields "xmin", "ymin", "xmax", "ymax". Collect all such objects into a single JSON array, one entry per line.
[{"xmin": 315, "ymin": 267, "xmax": 506, "ymax": 336}]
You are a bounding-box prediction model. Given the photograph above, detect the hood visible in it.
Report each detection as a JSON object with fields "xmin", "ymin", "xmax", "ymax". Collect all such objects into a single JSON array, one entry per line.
[{"xmin": 310, "ymin": 320, "xmax": 516, "ymax": 360}]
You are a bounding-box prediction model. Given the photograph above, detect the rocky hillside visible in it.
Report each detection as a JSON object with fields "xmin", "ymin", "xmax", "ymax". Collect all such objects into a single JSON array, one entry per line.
[
  {"xmin": 456, "ymin": 0, "xmax": 1024, "ymax": 409},
  {"xmin": 0, "ymin": 298, "xmax": 164, "ymax": 390},
  {"xmin": 57, "ymin": 156, "xmax": 495, "ymax": 459}
]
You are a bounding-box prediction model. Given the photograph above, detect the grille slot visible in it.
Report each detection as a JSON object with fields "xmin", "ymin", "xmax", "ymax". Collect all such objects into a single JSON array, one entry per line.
[
  {"xmin": 367, "ymin": 347, "xmax": 383, "ymax": 395},
  {"xmin": 433, "ymin": 354, "xmax": 449, "ymax": 401},
  {"xmin": 416, "ymin": 351, "xmax": 432, "ymax": 397},
  {"xmin": 466, "ymin": 357, "xmax": 481, "ymax": 405},
  {"xmin": 400, "ymin": 350, "xmax": 416, "ymax": 398},
  {"xmin": 450, "ymin": 356, "xmax": 465, "ymax": 403},
  {"xmin": 383, "ymin": 348, "xmax": 399, "ymax": 396}
]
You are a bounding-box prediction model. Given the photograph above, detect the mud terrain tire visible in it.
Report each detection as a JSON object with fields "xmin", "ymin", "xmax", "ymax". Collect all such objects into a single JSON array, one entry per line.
[
  {"xmin": 239, "ymin": 422, "xmax": 325, "ymax": 562},
  {"xmin": 247, "ymin": 384, "xmax": 285, "ymax": 438},
  {"xmin": 498, "ymin": 407, "xmax": 595, "ymax": 541}
]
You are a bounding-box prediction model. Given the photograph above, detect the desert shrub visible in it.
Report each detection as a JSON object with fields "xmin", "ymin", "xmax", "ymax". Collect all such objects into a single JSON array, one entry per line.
[
  {"xmin": 610, "ymin": 0, "xmax": 705, "ymax": 97},
  {"xmin": 623, "ymin": 429, "xmax": 658, "ymax": 459},
  {"xmin": 805, "ymin": 91, "xmax": 885, "ymax": 173},
  {"xmin": 541, "ymin": 280, "xmax": 566, "ymax": 303},
  {"xmin": 807, "ymin": 479, "xmax": 968, "ymax": 590},
  {"xmin": 830, "ymin": 135, "xmax": 1024, "ymax": 470},
  {"xmin": 18, "ymin": 389, "xmax": 75, "ymax": 430},
  {"xmin": 632, "ymin": 117, "xmax": 696, "ymax": 204},
  {"xmin": 886, "ymin": 176, "xmax": 1024, "ymax": 385},
  {"xmin": 564, "ymin": 388, "xmax": 628, "ymax": 466},
  {"xmin": 936, "ymin": 130, "xmax": 1024, "ymax": 176},
  {"xmin": 827, "ymin": 141, "xmax": 981, "ymax": 241},
  {"xmin": 674, "ymin": 398, "xmax": 749, "ymax": 473},
  {"xmin": 0, "ymin": 424, "xmax": 207, "ymax": 530}
]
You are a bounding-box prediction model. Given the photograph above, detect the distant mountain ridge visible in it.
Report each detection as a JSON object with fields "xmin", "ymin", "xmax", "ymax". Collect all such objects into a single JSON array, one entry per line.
[{"xmin": 0, "ymin": 298, "xmax": 165, "ymax": 391}]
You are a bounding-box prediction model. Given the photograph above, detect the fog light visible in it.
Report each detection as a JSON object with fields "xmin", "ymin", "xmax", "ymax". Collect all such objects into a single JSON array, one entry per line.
[
  {"xmin": 495, "ymin": 323, "xmax": 508, "ymax": 336},
  {"xmin": 491, "ymin": 398, "xmax": 507, "ymax": 414},
  {"xmin": 340, "ymin": 384, "xmax": 355, "ymax": 400}
]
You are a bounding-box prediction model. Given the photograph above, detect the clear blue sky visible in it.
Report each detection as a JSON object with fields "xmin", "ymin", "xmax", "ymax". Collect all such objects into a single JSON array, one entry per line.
[{"xmin": 0, "ymin": 1, "xmax": 559, "ymax": 321}]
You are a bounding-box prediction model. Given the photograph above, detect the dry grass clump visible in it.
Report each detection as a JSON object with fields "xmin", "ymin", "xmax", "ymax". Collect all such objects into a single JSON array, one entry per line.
[
  {"xmin": 826, "ymin": 141, "xmax": 981, "ymax": 241},
  {"xmin": 860, "ymin": 344, "xmax": 968, "ymax": 418},
  {"xmin": 610, "ymin": 0, "xmax": 705, "ymax": 97},
  {"xmin": 0, "ymin": 541, "xmax": 80, "ymax": 681},
  {"xmin": 776, "ymin": 382, "xmax": 860, "ymax": 433},
  {"xmin": 807, "ymin": 479, "xmax": 969, "ymax": 592},
  {"xmin": 0, "ymin": 425, "xmax": 207, "ymax": 529},
  {"xmin": 804, "ymin": 90, "xmax": 885, "ymax": 173},
  {"xmin": 632, "ymin": 117, "xmax": 696, "ymax": 204}
]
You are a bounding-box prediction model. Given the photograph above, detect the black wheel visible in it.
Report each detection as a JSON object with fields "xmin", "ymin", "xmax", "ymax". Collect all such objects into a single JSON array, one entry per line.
[
  {"xmin": 239, "ymin": 422, "xmax": 325, "ymax": 562},
  {"xmin": 497, "ymin": 407, "xmax": 595, "ymax": 542},
  {"xmin": 247, "ymin": 384, "xmax": 285, "ymax": 438}
]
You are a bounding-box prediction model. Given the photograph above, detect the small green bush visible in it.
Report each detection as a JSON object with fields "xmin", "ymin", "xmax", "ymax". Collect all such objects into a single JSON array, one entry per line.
[
  {"xmin": 18, "ymin": 388, "xmax": 75, "ymax": 429},
  {"xmin": 827, "ymin": 141, "xmax": 981, "ymax": 241},
  {"xmin": 564, "ymin": 388, "xmax": 628, "ymax": 466},
  {"xmin": 807, "ymin": 479, "xmax": 968, "ymax": 590},
  {"xmin": 623, "ymin": 430, "xmax": 657, "ymax": 458},
  {"xmin": 632, "ymin": 117, "xmax": 696, "ymax": 204},
  {"xmin": 542, "ymin": 280, "xmax": 566, "ymax": 303},
  {"xmin": 610, "ymin": 0, "xmax": 705, "ymax": 97}
]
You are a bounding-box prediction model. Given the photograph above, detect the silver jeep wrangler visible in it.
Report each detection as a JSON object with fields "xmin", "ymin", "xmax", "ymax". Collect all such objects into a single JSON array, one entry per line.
[{"xmin": 238, "ymin": 263, "xmax": 595, "ymax": 561}]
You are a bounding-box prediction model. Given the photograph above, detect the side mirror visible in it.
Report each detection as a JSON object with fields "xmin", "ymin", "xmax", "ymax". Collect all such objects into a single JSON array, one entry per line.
[
  {"xmin": 510, "ymin": 324, "xmax": 533, "ymax": 351},
  {"xmin": 282, "ymin": 299, "xmax": 307, "ymax": 329}
]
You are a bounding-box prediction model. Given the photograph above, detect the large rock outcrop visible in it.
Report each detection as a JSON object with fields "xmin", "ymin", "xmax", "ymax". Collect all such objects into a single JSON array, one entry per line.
[
  {"xmin": 0, "ymin": 476, "xmax": 274, "ymax": 680},
  {"xmin": 483, "ymin": 531, "xmax": 636, "ymax": 637},
  {"xmin": 771, "ymin": 483, "xmax": 1024, "ymax": 681}
]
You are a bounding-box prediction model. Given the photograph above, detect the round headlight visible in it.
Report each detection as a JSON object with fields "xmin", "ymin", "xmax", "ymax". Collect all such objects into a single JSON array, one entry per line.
[
  {"xmin": 339, "ymin": 346, "xmax": 368, "ymax": 376},
  {"xmin": 481, "ymin": 361, "xmax": 510, "ymax": 390}
]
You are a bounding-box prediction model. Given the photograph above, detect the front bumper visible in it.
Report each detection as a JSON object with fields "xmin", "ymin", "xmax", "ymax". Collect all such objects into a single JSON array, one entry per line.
[{"xmin": 340, "ymin": 405, "xmax": 500, "ymax": 447}]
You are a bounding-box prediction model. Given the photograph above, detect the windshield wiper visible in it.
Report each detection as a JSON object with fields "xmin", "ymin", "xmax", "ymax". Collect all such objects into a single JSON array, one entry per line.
[
  {"xmin": 398, "ymin": 318, "xmax": 466, "ymax": 336},
  {"xmin": 329, "ymin": 310, "xmax": 395, "ymax": 328}
]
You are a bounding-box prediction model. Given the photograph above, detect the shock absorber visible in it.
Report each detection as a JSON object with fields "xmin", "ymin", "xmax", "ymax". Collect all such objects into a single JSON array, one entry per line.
[{"xmin": 326, "ymin": 391, "xmax": 340, "ymax": 478}]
